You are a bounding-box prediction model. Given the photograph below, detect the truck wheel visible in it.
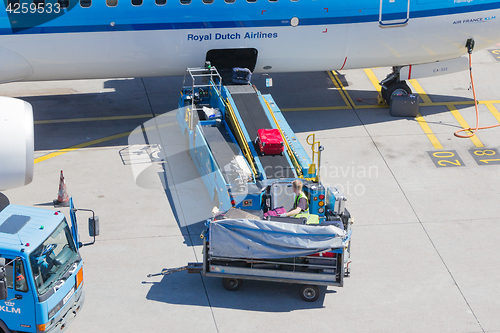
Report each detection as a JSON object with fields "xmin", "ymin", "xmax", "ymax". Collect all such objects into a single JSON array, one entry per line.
[
  {"xmin": 222, "ymin": 278, "xmax": 243, "ymax": 291},
  {"xmin": 300, "ymin": 284, "xmax": 320, "ymax": 302}
]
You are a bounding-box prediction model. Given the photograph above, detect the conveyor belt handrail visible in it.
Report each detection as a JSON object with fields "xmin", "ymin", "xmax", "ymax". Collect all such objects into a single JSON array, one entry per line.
[
  {"xmin": 262, "ymin": 97, "xmax": 304, "ymax": 178},
  {"xmin": 224, "ymin": 98, "xmax": 258, "ymax": 177}
]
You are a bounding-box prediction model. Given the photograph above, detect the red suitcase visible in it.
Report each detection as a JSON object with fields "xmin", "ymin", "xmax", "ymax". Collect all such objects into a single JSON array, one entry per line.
[{"xmin": 256, "ymin": 129, "xmax": 284, "ymax": 156}]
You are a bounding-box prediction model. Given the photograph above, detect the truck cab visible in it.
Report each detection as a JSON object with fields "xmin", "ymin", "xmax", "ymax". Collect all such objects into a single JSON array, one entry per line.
[{"xmin": 0, "ymin": 204, "xmax": 84, "ymax": 333}]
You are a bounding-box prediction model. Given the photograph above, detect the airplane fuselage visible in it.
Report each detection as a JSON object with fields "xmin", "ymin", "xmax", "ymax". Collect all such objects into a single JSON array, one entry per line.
[{"xmin": 0, "ymin": 0, "xmax": 499, "ymax": 83}]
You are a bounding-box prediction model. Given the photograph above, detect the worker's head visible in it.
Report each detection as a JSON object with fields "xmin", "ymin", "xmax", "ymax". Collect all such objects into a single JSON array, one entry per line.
[{"xmin": 292, "ymin": 179, "xmax": 303, "ymax": 194}]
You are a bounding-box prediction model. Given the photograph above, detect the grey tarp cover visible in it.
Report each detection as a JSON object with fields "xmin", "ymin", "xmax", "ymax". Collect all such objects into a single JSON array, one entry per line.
[{"xmin": 209, "ymin": 218, "xmax": 345, "ymax": 259}]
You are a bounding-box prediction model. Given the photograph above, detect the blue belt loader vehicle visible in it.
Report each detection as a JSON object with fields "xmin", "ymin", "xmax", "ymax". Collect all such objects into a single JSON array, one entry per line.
[
  {"xmin": 177, "ymin": 65, "xmax": 351, "ymax": 226},
  {"xmin": 0, "ymin": 199, "xmax": 86, "ymax": 333},
  {"xmin": 171, "ymin": 66, "xmax": 353, "ymax": 300}
]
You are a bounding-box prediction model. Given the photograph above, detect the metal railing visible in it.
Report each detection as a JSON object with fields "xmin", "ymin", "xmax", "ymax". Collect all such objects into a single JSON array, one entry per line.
[
  {"xmin": 262, "ymin": 97, "xmax": 304, "ymax": 178},
  {"xmin": 224, "ymin": 99, "xmax": 258, "ymax": 177}
]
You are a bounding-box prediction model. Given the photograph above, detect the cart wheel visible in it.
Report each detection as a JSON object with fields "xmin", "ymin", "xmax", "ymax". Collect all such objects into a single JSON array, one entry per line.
[
  {"xmin": 300, "ymin": 285, "xmax": 320, "ymax": 302},
  {"xmin": 222, "ymin": 278, "xmax": 243, "ymax": 291}
]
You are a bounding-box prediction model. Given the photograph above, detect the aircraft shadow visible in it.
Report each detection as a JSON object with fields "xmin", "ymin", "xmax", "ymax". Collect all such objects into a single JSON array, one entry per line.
[
  {"xmin": 19, "ymin": 73, "xmax": 476, "ymax": 151},
  {"xmin": 22, "ymin": 76, "xmax": 183, "ymax": 151}
]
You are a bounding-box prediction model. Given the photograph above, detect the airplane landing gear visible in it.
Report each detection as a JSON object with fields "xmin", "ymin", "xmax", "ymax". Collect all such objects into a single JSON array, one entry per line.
[{"xmin": 380, "ymin": 66, "xmax": 412, "ymax": 105}]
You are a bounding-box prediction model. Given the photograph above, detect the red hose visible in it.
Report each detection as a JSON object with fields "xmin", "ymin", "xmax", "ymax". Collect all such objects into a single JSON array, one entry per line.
[{"xmin": 454, "ymin": 52, "xmax": 500, "ymax": 138}]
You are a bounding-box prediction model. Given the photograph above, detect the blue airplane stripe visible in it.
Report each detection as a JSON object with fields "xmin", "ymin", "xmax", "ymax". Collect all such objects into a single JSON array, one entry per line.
[
  {"xmin": 2, "ymin": 1, "xmax": 499, "ymax": 35},
  {"xmin": 2, "ymin": 16, "xmax": 378, "ymax": 35},
  {"xmin": 411, "ymin": 2, "xmax": 500, "ymax": 19}
]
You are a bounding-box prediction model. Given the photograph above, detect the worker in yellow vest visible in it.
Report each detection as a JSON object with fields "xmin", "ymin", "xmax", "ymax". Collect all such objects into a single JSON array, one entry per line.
[{"xmin": 280, "ymin": 179, "xmax": 309, "ymax": 217}]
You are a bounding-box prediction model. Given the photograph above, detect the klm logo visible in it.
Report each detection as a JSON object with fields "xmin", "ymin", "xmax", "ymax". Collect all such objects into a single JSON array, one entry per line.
[{"xmin": 0, "ymin": 303, "xmax": 21, "ymax": 314}]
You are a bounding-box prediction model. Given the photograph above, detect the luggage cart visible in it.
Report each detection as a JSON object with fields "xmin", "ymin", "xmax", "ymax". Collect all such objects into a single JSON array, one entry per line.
[{"xmin": 148, "ymin": 218, "xmax": 351, "ymax": 302}]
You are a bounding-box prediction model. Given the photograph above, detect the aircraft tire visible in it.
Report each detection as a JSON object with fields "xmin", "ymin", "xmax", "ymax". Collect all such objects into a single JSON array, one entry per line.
[{"xmin": 383, "ymin": 81, "xmax": 412, "ymax": 105}]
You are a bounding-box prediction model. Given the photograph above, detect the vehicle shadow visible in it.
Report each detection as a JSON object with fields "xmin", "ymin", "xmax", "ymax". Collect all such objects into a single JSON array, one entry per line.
[{"xmin": 145, "ymin": 271, "xmax": 331, "ymax": 312}]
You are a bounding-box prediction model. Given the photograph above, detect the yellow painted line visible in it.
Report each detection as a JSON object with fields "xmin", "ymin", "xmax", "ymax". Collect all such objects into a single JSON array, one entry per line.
[
  {"xmin": 420, "ymin": 44, "xmax": 437, "ymax": 56},
  {"xmin": 280, "ymin": 100, "xmax": 500, "ymax": 112},
  {"xmin": 380, "ymin": 42, "xmax": 402, "ymax": 58},
  {"xmin": 408, "ymin": 79, "xmax": 433, "ymax": 104},
  {"xmin": 282, "ymin": 106, "xmax": 352, "ymax": 112},
  {"xmin": 35, "ymin": 122, "xmax": 174, "ymax": 164},
  {"xmin": 364, "ymin": 69, "xmax": 381, "ymax": 92},
  {"xmin": 415, "ymin": 113, "xmax": 443, "ymax": 149},
  {"xmin": 35, "ymin": 114, "xmax": 153, "ymax": 125},
  {"xmin": 471, "ymin": 34, "xmax": 494, "ymax": 45},
  {"xmin": 420, "ymin": 101, "xmax": 473, "ymax": 107},
  {"xmin": 447, "ymin": 104, "xmax": 484, "ymax": 148},
  {"xmin": 332, "ymin": 71, "xmax": 356, "ymax": 107},
  {"xmin": 420, "ymin": 101, "xmax": 500, "ymax": 107},
  {"xmin": 327, "ymin": 71, "xmax": 353, "ymax": 109},
  {"xmin": 485, "ymin": 102, "xmax": 500, "ymax": 123},
  {"xmin": 484, "ymin": 100, "xmax": 500, "ymax": 104},
  {"xmin": 34, "ymin": 131, "xmax": 132, "ymax": 164},
  {"xmin": 354, "ymin": 104, "xmax": 387, "ymax": 109}
]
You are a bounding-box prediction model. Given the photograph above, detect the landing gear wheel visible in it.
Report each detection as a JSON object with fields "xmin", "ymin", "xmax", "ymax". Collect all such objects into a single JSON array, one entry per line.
[
  {"xmin": 382, "ymin": 81, "xmax": 411, "ymax": 105},
  {"xmin": 222, "ymin": 278, "xmax": 243, "ymax": 291},
  {"xmin": 300, "ymin": 284, "xmax": 320, "ymax": 302}
]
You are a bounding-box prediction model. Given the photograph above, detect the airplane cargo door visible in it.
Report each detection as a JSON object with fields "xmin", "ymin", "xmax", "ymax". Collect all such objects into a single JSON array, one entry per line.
[
  {"xmin": 379, "ymin": 0, "xmax": 410, "ymax": 27},
  {"xmin": 206, "ymin": 48, "xmax": 258, "ymax": 83}
]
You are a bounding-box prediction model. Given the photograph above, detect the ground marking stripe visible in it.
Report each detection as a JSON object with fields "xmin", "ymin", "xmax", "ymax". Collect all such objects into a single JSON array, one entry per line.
[
  {"xmin": 407, "ymin": 79, "xmax": 443, "ymax": 149},
  {"xmin": 327, "ymin": 71, "xmax": 353, "ymax": 109},
  {"xmin": 354, "ymin": 104, "xmax": 386, "ymax": 109},
  {"xmin": 363, "ymin": 69, "xmax": 381, "ymax": 92},
  {"xmin": 415, "ymin": 113, "xmax": 443, "ymax": 149},
  {"xmin": 35, "ymin": 123, "xmax": 174, "ymax": 164},
  {"xmin": 332, "ymin": 71, "xmax": 356, "ymax": 107},
  {"xmin": 35, "ymin": 114, "xmax": 153, "ymax": 125},
  {"xmin": 363, "ymin": 70, "xmax": 443, "ymax": 149},
  {"xmin": 408, "ymin": 79, "xmax": 433, "ymax": 104},
  {"xmin": 282, "ymin": 106, "xmax": 352, "ymax": 112},
  {"xmin": 34, "ymin": 131, "xmax": 133, "ymax": 164},
  {"xmin": 213, "ymin": 100, "xmax": 500, "ymax": 112},
  {"xmin": 485, "ymin": 102, "xmax": 500, "ymax": 123},
  {"xmin": 446, "ymin": 104, "xmax": 484, "ymax": 148}
]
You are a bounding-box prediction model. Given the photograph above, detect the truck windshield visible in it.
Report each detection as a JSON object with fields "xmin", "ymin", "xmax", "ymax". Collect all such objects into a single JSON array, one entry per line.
[{"xmin": 29, "ymin": 218, "xmax": 78, "ymax": 296}]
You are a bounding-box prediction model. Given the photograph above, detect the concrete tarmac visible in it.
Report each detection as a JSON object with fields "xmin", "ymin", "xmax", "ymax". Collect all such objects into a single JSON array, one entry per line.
[{"xmin": 1, "ymin": 47, "xmax": 500, "ymax": 333}]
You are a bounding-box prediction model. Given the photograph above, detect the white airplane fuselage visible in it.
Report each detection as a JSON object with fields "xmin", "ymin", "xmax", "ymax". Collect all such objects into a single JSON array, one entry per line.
[{"xmin": 0, "ymin": 0, "xmax": 499, "ymax": 82}]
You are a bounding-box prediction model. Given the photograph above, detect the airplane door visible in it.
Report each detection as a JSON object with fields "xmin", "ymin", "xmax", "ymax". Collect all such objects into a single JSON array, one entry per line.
[{"xmin": 379, "ymin": 0, "xmax": 410, "ymax": 27}]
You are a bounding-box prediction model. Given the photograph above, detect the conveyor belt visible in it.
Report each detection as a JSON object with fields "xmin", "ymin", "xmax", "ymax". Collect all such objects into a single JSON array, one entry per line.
[
  {"xmin": 201, "ymin": 125, "xmax": 241, "ymax": 185},
  {"xmin": 227, "ymin": 85, "xmax": 295, "ymax": 179}
]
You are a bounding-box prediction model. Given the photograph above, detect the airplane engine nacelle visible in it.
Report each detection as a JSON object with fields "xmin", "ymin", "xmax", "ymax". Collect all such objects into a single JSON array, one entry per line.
[{"xmin": 0, "ymin": 97, "xmax": 34, "ymax": 191}]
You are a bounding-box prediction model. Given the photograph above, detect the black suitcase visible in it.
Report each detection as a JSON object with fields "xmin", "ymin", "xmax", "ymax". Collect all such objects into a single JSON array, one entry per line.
[{"xmin": 390, "ymin": 94, "xmax": 419, "ymax": 117}]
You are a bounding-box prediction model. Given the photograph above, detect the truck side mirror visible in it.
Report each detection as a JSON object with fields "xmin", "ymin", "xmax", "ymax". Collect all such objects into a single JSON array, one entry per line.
[
  {"xmin": 89, "ymin": 216, "xmax": 99, "ymax": 237},
  {"xmin": 0, "ymin": 258, "xmax": 7, "ymax": 300}
]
